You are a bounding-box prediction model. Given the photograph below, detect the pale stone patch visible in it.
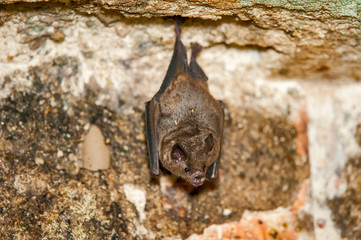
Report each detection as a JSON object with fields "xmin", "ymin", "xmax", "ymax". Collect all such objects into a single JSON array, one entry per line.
[
  {"xmin": 123, "ymin": 183, "xmax": 147, "ymax": 223},
  {"xmin": 80, "ymin": 124, "xmax": 111, "ymax": 171}
]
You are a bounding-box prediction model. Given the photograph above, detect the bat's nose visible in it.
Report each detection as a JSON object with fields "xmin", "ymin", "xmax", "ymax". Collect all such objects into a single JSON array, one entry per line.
[{"xmin": 191, "ymin": 171, "xmax": 205, "ymax": 187}]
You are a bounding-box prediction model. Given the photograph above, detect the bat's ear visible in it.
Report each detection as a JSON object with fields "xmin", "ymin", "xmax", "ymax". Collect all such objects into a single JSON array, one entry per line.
[
  {"xmin": 145, "ymin": 100, "xmax": 161, "ymax": 176},
  {"xmin": 189, "ymin": 43, "xmax": 208, "ymax": 81}
]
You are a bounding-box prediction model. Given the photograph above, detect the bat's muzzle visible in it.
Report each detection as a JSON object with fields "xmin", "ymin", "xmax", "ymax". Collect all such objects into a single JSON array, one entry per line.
[{"xmin": 191, "ymin": 171, "xmax": 205, "ymax": 187}]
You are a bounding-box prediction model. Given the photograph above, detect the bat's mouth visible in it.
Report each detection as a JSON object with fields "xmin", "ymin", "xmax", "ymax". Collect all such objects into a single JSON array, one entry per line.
[{"xmin": 191, "ymin": 171, "xmax": 205, "ymax": 187}]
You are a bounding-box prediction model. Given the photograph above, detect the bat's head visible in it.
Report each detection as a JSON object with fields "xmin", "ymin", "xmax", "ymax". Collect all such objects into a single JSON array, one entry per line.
[{"xmin": 160, "ymin": 128, "xmax": 220, "ymax": 187}]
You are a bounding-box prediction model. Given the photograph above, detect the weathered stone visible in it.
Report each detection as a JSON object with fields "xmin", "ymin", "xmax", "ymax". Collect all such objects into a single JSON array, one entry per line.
[
  {"xmin": 328, "ymin": 84, "xmax": 361, "ymax": 239},
  {"xmin": 1, "ymin": 1, "xmax": 360, "ymax": 79},
  {"xmin": 0, "ymin": 2, "xmax": 359, "ymax": 239}
]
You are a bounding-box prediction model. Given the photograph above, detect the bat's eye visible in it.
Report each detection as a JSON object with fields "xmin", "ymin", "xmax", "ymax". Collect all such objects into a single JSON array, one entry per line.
[
  {"xmin": 184, "ymin": 167, "xmax": 190, "ymax": 173},
  {"xmin": 205, "ymin": 134, "xmax": 214, "ymax": 153},
  {"xmin": 171, "ymin": 144, "xmax": 185, "ymax": 163}
]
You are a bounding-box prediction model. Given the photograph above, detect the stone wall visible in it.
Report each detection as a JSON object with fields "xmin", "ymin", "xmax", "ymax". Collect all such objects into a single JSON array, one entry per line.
[{"xmin": 0, "ymin": 2, "xmax": 360, "ymax": 239}]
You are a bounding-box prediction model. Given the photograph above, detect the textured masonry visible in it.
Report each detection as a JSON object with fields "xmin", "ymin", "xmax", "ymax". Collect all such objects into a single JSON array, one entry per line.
[{"xmin": 0, "ymin": 2, "xmax": 360, "ymax": 239}]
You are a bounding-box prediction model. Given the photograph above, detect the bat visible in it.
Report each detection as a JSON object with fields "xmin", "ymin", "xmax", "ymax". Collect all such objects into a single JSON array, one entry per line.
[{"xmin": 145, "ymin": 22, "xmax": 224, "ymax": 187}]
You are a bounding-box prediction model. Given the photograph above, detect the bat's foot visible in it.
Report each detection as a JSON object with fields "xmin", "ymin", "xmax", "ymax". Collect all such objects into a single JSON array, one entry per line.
[{"xmin": 191, "ymin": 42, "xmax": 203, "ymax": 60}]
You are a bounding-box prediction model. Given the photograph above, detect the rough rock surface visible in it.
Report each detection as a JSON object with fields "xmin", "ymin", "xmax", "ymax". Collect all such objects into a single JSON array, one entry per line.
[
  {"xmin": 0, "ymin": 2, "xmax": 360, "ymax": 240},
  {"xmin": 1, "ymin": 1, "xmax": 360, "ymax": 80},
  {"xmin": 327, "ymin": 86, "xmax": 361, "ymax": 240},
  {"xmin": 0, "ymin": 53, "xmax": 309, "ymax": 238}
]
